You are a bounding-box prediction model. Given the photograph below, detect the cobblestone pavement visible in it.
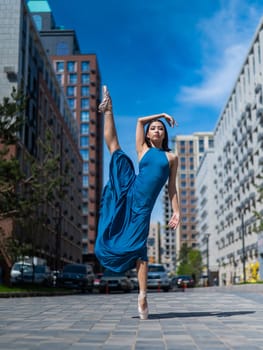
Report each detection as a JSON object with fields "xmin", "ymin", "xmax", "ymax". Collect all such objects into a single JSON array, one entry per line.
[{"xmin": 1, "ymin": 286, "xmax": 263, "ymax": 349}]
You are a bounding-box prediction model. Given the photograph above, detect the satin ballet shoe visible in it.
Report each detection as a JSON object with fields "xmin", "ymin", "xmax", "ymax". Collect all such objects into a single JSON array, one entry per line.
[
  {"xmin": 98, "ymin": 85, "xmax": 112, "ymax": 113},
  {"xmin": 138, "ymin": 291, "xmax": 148, "ymax": 320}
]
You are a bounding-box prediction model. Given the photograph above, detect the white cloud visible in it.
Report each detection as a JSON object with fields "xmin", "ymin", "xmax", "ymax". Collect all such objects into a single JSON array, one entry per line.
[
  {"xmin": 176, "ymin": 0, "xmax": 263, "ymax": 109},
  {"xmin": 177, "ymin": 44, "xmax": 247, "ymax": 107}
]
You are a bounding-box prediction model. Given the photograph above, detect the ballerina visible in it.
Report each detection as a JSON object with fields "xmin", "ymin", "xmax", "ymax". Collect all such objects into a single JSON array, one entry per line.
[{"xmin": 95, "ymin": 86, "xmax": 180, "ymax": 319}]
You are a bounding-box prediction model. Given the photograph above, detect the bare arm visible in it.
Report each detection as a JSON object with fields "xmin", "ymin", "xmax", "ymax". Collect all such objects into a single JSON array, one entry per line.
[
  {"xmin": 136, "ymin": 113, "xmax": 177, "ymax": 156},
  {"xmin": 167, "ymin": 155, "xmax": 180, "ymax": 230}
]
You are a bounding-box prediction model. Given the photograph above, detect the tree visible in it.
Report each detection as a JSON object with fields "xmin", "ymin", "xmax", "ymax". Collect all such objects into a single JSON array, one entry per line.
[
  {"xmin": 177, "ymin": 243, "xmax": 202, "ymax": 284},
  {"xmin": 0, "ymin": 89, "xmax": 70, "ymax": 280}
]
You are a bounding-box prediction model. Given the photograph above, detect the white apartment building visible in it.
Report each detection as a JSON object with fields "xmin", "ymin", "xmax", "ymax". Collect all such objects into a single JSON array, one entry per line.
[
  {"xmin": 162, "ymin": 133, "xmax": 214, "ymax": 273},
  {"xmin": 196, "ymin": 149, "xmax": 218, "ymax": 285},
  {"xmin": 198, "ymin": 18, "xmax": 263, "ymax": 285},
  {"xmin": 147, "ymin": 222, "xmax": 161, "ymax": 264}
]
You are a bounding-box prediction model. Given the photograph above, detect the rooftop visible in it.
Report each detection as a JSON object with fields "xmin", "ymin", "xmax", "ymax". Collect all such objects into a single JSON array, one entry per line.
[{"xmin": 27, "ymin": 0, "xmax": 51, "ymax": 13}]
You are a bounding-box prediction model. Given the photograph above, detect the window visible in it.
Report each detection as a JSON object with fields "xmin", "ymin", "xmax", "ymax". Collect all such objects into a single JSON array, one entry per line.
[
  {"xmin": 67, "ymin": 86, "xmax": 75, "ymax": 96},
  {"xmin": 81, "ymin": 86, "xmax": 89, "ymax": 96},
  {"xmin": 83, "ymin": 175, "xmax": 88, "ymax": 186},
  {"xmin": 33, "ymin": 15, "xmax": 42, "ymax": 31},
  {"xmin": 199, "ymin": 138, "xmax": 204, "ymax": 153},
  {"xmin": 209, "ymin": 139, "xmax": 214, "ymax": 148},
  {"xmin": 82, "ymin": 203, "xmax": 88, "ymax": 214},
  {"xmin": 83, "ymin": 162, "xmax": 89, "ymax": 173},
  {"xmin": 81, "ymin": 99, "xmax": 89, "ymax": 109},
  {"xmin": 56, "ymin": 42, "xmax": 69, "ymax": 55},
  {"xmin": 56, "ymin": 74, "xmax": 62, "ymax": 85},
  {"xmin": 56, "ymin": 62, "xmax": 64, "ymax": 72},
  {"xmin": 80, "ymin": 149, "xmax": 89, "ymax": 160},
  {"xmin": 81, "ymin": 61, "xmax": 90, "ymax": 72},
  {"xmin": 67, "ymin": 61, "xmax": 76, "ymax": 72},
  {"xmin": 81, "ymin": 136, "xmax": 89, "ymax": 147},
  {"xmin": 80, "ymin": 123, "xmax": 89, "ymax": 134},
  {"xmin": 180, "ymin": 141, "xmax": 185, "ymax": 146},
  {"xmin": 81, "ymin": 74, "xmax": 90, "ymax": 84},
  {"xmin": 82, "ymin": 189, "xmax": 88, "ymax": 198},
  {"xmin": 67, "ymin": 98, "xmax": 75, "ymax": 109},
  {"xmin": 181, "ymin": 174, "xmax": 186, "ymax": 179},
  {"xmin": 81, "ymin": 111, "xmax": 89, "ymax": 122},
  {"xmin": 180, "ymin": 157, "xmax": 185, "ymax": 162},
  {"xmin": 68, "ymin": 74, "xmax": 77, "ymax": 84}
]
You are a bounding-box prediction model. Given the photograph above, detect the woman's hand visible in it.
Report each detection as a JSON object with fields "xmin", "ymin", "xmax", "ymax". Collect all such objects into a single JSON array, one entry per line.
[
  {"xmin": 161, "ymin": 113, "xmax": 178, "ymax": 128},
  {"xmin": 168, "ymin": 211, "xmax": 180, "ymax": 230}
]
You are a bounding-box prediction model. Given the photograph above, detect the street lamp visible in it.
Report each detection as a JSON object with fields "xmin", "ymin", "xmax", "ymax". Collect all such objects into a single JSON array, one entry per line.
[
  {"xmin": 237, "ymin": 206, "xmax": 246, "ymax": 283},
  {"xmin": 205, "ymin": 233, "xmax": 211, "ymax": 286}
]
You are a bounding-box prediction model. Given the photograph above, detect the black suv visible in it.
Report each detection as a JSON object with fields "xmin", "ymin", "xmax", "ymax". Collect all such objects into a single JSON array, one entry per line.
[
  {"xmin": 58, "ymin": 263, "xmax": 94, "ymax": 292},
  {"xmin": 170, "ymin": 275, "xmax": 195, "ymax": 290}
]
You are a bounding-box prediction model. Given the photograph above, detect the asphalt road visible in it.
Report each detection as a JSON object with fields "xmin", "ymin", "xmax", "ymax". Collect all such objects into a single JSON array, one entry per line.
[{"xmin": 1, "ymin": 285, "xmax": 263, "ymax": 349}]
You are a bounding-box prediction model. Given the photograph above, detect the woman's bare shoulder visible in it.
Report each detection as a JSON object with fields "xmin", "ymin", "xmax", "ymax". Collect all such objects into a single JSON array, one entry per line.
[{"xmin": 166, "ymin": 152, "xmax": 178, "ymax": 166}]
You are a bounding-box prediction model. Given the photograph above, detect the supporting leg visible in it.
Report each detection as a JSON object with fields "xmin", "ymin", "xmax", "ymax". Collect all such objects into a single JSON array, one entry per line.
[{"xmin": 136, "ymin": 260, "xmax": 148, "ymax": 319}]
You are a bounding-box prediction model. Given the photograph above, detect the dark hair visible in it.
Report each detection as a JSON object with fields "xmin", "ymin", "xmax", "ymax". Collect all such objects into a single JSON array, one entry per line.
[{"xmin": 145, "ymin": 119, "xmax": 171, "ymax": 151}]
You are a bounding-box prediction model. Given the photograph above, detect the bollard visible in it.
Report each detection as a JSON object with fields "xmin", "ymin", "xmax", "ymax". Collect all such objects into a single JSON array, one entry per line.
[{"xmin": 158, "ymin": 281, "xmax": 161, "ymax": 292}]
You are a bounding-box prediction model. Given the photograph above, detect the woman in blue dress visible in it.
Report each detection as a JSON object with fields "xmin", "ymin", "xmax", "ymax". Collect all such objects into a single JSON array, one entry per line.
[{"xmin": 95, "ymin": 86, "xmax": 180, "ymax": 319}]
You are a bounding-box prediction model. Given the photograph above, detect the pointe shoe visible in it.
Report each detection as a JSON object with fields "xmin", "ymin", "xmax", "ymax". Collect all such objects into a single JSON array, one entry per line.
[
  {"xmin": 138, "ymin": 291, "xmax": 148, "ymax": 320},
  {"xmin": 98, "ymin": 85, "xmax": 112, "ymax": 113}
]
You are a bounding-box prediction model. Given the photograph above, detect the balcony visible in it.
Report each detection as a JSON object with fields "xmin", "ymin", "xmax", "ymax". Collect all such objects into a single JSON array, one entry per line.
[
  {"xmin": 257, "ymin": 133, "xmax": 263, "ymax": 142},
  {"xmin": 256, "ymin": 108, "xmax": 263, "ymax": 119}
]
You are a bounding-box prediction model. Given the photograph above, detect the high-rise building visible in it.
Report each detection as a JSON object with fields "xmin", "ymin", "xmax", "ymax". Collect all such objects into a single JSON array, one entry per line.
[
  {"xmin": 196, "ymin": 149, "xmax": 218, "ymax": 285},
  {"xmin": 147, "ymin": 222, "xmax": 161, "ymax": 264},
  {"xmin": 28, "ymin": 0, "xmax": 103, "ymax": 268},
  {"xmin": 0, "ymin": 0, "xmax": 83, "ymax": 280},
  {"xmin": 162, "ymin": 133, "xmax": 214, "ymax": 272},
  {"xmin": 196, "ymin": 17, "xmax": 263, "ymax": 285}
]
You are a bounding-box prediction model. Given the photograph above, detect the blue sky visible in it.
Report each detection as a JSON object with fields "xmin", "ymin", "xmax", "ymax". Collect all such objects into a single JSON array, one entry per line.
[{"xmin": 47, "ymin": 0, "xmax": 263, "ymax": 222}]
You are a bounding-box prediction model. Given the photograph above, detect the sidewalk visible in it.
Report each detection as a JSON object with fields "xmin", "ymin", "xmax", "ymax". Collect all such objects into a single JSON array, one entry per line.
[{"xmin": 0, "ymin": 286, "xmax": 263, "ymax": 349}]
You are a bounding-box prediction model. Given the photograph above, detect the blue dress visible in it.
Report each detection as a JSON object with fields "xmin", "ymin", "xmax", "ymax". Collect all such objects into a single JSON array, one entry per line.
[{"xmin": 95, "ymin": 147, "xmax": 170, "ymax": 273}]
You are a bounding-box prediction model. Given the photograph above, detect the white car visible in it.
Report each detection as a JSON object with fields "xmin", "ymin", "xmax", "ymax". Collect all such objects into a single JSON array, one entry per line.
[
  {"xmin": 147, "ymin": 264, "xmax": 170, "ymax": 292},
  {"xmin": 10, "ymin": 262, "xmax": 52, "ymax": 286},
  {"xmin": 10, "ymin": 262, "xmax": 32, "ymax": 284}
]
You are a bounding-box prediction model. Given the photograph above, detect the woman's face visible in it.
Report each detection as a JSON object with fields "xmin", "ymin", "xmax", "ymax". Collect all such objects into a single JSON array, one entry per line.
[{"xmin": 146, "ymin": 121, "xmax": 165, "ymax": 145}]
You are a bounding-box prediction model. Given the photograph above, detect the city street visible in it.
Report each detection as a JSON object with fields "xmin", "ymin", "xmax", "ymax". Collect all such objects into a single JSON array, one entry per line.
[{"xmin": 1, "ymin": 286, "xmax": 263, "ymax": 349}]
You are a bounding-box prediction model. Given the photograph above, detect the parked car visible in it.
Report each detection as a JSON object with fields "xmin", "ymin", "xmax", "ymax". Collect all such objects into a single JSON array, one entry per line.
[
  {"xmin": 57, "ymin": 263, "xmax": 94, "ymax": 292},
  {"xmin": 93, "ymin": 273, "xmax": 103, "ymax": 289},
  {"xmin": 10, "ymin": 262, "xmax": 31, "ymax": 285},
  {"xmin": 10, "ymin": 262, "xmax": 52, "ymax": 286},
  {"xmin": 127, "ymin": 268, "xmax": 138, "ymax": 290},
  {"xmin": 99, "ymin": 270, "xmax": 133, "ymax": 293},
  {"xmin": 170, "ymin": 275, "xmax": 195, "ymax": 290},
  {"xmin": 147, "ymin": 264, "xmax": 170, "ymax": 292}
]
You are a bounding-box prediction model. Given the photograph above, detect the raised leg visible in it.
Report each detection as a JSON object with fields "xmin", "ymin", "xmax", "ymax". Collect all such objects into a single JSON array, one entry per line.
[
  {"xmin": 99, "ymin": 86, "xmax": 120, "ymax": 154},
  {"xmin": 136, "ymin": 259, "xmax": 148, "ymax": 319}
]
